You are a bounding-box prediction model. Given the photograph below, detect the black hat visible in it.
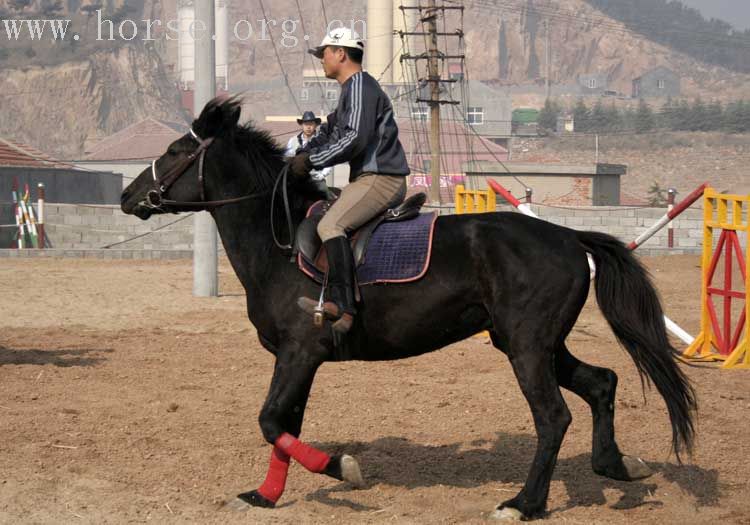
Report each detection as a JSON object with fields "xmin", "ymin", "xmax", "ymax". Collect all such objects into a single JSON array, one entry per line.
[{"xmin": 297, "ymin": 111, "xmax": 322, "ymax": 125}]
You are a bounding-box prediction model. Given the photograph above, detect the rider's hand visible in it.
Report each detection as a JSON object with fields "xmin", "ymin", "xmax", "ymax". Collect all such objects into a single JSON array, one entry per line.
[{"xmin": 289, "ymin": 152, "xmax": 313, "ymax": 180}]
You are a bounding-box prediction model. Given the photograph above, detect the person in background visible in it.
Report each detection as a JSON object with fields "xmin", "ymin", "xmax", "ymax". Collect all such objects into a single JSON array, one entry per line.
[{"xmin": 285, "ymin": 111, "xmax": 333, "ymax": 198}]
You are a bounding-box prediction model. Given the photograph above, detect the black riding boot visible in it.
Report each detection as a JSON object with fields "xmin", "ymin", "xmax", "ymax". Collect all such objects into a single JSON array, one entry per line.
[{"xmin": 297, "ymin": 236, "xmax": 357, "ymax": 333}]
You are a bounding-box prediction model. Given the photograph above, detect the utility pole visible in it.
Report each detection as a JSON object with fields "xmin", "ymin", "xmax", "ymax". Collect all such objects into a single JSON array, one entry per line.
[
  {"xmin": 544, "ymin": 18, "xmax": 550, "ymax": 100},
  {"xmin": 400, "ymin": 2, "xmax": 463, "ymax": 207},
  {"xmin": 426, "ymin": 0, "xmax": 441, "ymax": 205},
  {"xmin": 193, "ymin": 1, "xmax": 218, "ymax": 297}
]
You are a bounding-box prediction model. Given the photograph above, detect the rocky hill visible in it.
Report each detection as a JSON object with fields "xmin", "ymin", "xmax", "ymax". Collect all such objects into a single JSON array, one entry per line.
[
  {"xmin": 461, "ymin": 0, "xmax": 750, "ymax": 99},
  {"xmin": 0, "ymin": 0, "xmax": 184, "ymax": 157},
  {"xmin": 1, "ymin": 0, "xmax": 749, "ymax": 158}
]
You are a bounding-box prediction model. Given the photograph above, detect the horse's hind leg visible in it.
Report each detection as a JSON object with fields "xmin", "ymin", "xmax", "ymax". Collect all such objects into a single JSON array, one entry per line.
[
  {"xmin": 554, "ymin": 343, "xmax": 652, "ymax": 481},
  {"xmin": 490, "ymin": 331, "xmax": 572, "ymax": 521}
]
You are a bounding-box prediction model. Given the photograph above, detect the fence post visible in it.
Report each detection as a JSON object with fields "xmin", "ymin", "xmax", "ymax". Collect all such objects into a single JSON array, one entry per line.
[{"xmin": 667, "ymin": 188, "xmax": 676, "ymax": 248}]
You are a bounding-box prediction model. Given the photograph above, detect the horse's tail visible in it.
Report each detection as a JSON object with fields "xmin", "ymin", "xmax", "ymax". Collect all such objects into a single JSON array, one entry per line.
[{"xmin": 576, "ymin": 230, "xmax": 696, "ymax": 461}]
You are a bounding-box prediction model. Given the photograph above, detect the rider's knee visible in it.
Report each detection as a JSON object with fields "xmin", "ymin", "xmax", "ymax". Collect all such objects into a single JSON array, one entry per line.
[{"xmin": 317, "ymin": 217, "xmax": 345, "ymax": 242}]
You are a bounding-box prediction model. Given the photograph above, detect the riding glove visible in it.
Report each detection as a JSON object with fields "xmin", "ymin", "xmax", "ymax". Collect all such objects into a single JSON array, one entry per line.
[{"xmin": 289, "ymin": 152, "xmax": 314, "ymax": 180}]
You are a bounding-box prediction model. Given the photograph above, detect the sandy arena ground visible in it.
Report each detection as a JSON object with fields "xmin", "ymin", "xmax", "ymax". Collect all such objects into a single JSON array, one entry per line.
[{"xmin": 1, "ymin": 255, "xmax": 749, "ymax": 524}]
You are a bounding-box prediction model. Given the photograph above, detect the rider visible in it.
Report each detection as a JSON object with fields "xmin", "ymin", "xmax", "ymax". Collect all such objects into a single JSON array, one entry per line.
[
  {"xmin": 285, "ymin": 111, "xmax": 333, "ymax": 199},
  {"xmin": 289, "ymin": 27, "xmax": 410, "ymax": 334}
]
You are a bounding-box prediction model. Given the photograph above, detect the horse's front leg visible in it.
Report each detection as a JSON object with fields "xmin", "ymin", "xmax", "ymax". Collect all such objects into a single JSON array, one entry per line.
[{"xmin": 236, "ymin": 342, "xmax": 363, "ymax": 509}]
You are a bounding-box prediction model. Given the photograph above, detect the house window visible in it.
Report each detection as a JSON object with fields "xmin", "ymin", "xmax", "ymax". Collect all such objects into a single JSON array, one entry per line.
[
  {"xmin": 588, "ymin": 78, "xmax": 597, "ymax": 89},
  {"xmin": 300, "ymin": 88, "xmax": 309, "ymax": 101},
  {"xmin": 422, "ymin": 159, "xmax": 431, "ymax": 173},
  {"xmin": 411, "ymin": 106, "xmax": 428, "ymax": 121},
  {"xmin": 657, "ymin": 79, "xmax": 665, "ymax": 89},
  {"xmin": 326, "ymin": 89, "xmax": 338, "ymax": 100},
  {"xmin": 466, "ymin": 106, "xmax": 484, "ymax": 125}
]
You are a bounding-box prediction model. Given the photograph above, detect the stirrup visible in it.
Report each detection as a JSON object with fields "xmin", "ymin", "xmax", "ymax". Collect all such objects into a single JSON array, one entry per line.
[
  {"xmin": 298, "ymin": 297, "xmax": 339, "ymax": 322},
  {"xmin": 297, "ymin": 297, "xmax": 353, "ymax": 333}
]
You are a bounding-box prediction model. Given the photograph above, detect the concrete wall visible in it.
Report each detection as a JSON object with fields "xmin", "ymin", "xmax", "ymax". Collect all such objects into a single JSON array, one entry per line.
[
  {"xmin": 520, "ymin": 204, "xmax": 709, "ymax": 253},
  {"xmin": 16, "ymin": 200, "xmax": 722, "ymax": 257},
  {"xmin": 465, "ymin": 166, "xmax": 625, "ymax": 206},
  {"xmin": 41, "ymin": 203, "xmax": 195, "ymax": 251}
]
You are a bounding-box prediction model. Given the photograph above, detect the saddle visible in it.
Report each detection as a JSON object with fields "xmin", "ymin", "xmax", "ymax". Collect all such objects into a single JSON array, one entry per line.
[{"xmin": 296, "ymin": 192, "xmax": 439, "ymax": 285}]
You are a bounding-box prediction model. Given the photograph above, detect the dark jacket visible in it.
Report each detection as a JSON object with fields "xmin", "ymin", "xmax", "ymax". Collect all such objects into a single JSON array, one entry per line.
[{"xmin": 303, "ymin": 71, "xmax": 410, "ymax": 181}]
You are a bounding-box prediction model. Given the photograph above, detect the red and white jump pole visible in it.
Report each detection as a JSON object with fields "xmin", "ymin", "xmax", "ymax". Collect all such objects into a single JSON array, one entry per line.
[
  {"xmin": 37, "ymin": 183, "xmax": 45, "ymax": 249},
  {"xmin": 667, "ymin": 188, "xmax": 677, "ymax": 248},
  {"xmin": 486, "ymin": 178, "xmax": 703, "ymax": 346},
  {"xmin": 627, "ymin": 183, "xmax": 707, "ymax": 250},
  {"xmin": 11, "ymin": 177, "xmax": 23, "ymax": 249}
]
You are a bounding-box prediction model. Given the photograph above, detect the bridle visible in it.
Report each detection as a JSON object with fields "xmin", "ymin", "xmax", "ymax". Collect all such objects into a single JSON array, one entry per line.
[
  {"xmin": 141, "ymin": 128, "xmax": 296, "ymax": 252},
  {"xmin": 143, "ymin": 128, "xmax": 270, "ymax": 211}
]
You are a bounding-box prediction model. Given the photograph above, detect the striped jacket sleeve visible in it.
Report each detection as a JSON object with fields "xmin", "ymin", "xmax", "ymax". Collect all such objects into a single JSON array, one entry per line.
[{"xmin": 308, "ymin": 74, "xmax": 373, "ymax": 169}]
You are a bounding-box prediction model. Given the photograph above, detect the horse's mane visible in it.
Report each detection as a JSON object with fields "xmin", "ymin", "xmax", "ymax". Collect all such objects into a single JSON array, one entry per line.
[{"xmin": 194, "ymin": 97, "xmax": 287, "ymax": 191}]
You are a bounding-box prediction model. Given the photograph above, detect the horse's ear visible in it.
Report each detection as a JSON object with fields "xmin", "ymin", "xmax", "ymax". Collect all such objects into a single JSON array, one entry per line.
[
  {"xmin": 194, "ymin": 97, "xmax": 242, "ymax": 137},
  {"xmin": 195, "ymin": 102, "xmax": 224, "ymax": 137},
  {"xmin": 226, "ymin": 104, "xmax": 241, "ymax": 128}
]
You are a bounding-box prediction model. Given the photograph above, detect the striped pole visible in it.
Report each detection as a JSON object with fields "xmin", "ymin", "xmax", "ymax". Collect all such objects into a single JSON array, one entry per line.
[
  {"xmin": 487, "ymin": 178, "xmax": 696, "ymax": 345},
  {"xmin": 11, "ymin": 177, "xmax": 23, "ymax": 249},
  {"xmin": 667, "ymin": 188, "xmax": 676, "ymax": 248},
  {"xmin": 22, "ymin": 184, "xmax": 39, "ymax": 248},
  {"xmin": 18, "ymin": 189, "xmax": 35, "ymax": 248},
  {"xmin": 626, "ymin": 183, "xmax": 707, "ymax": 250},
  {"xmin": 37, "ymin": 183, "xmax": 45, "ymax": 249}
]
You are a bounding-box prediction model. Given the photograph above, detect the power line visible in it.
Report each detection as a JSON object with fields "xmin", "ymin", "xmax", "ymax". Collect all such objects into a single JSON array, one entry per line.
[
  {"xmin": 294, "ymin": 0, "xmax": 332, "ymax": 114},
  {"xmin": 320, "ymin": 0, "xmax": 330, "ymax": 28},
  {"xmin": 100, "ymin": 213, "xmax": 195, "ymax": 249},
  {"xmin": 257, "ymin": 0, "xmax": 302, "ymax": 115}
]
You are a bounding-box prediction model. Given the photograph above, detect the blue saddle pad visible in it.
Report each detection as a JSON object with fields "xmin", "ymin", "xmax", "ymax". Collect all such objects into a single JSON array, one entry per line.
[{"xmin": 298, "ymin": 211, "xmax": 438, "ymax": 286}]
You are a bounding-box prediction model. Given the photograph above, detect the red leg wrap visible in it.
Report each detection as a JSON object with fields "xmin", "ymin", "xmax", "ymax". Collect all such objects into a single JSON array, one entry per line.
[
  {"xmin": 256, "ymin": 446, "xmax": 291, "ymax": 503},
  {"xmin": 275, "ymin": 432, "xmax": 331, "ymax": 473}
]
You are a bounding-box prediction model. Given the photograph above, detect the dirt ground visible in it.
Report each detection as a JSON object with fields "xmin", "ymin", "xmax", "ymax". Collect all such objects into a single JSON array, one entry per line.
[{"xmin": 1, "ymin": 255, "xmax": 749, "ymax": 524}]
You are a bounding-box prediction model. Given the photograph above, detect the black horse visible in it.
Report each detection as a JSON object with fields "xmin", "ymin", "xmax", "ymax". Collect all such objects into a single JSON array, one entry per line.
[{"xmin": 120, "ymin": 98, "xmax": 696, "ymax": 521}]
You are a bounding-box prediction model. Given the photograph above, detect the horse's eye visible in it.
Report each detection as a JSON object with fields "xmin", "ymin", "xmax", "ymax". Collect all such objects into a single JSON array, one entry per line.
[{"xmin": 167, "ymin": 148, "xmax": 177, "ymax": 156}]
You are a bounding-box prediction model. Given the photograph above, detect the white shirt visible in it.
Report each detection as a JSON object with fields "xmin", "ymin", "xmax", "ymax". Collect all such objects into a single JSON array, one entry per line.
[{"xmin": 285, "ymin": 131, "xmax": 333, "ymax": 182}]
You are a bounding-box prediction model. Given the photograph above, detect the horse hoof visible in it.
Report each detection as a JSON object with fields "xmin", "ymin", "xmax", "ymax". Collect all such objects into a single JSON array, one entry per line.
[
  {"xmin": 622, "ymin": 455, "xmax": 653, "ymax": 480},
  {"xmin": 340, "ymin": 454, "xmax": 365, "ymax": 488},
  {"xmin": 231, "ymin": 490, "xmax": 275, "ymax": 509},
  {"xmin": 489, "ymin": 506, "xmax": 525, "ymax": 521}
]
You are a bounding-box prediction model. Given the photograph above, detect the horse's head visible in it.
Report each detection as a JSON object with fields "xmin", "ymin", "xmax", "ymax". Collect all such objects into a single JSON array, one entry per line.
[{"xmin": 121, "ymin": 96, "xmax": 257, "ymax": 220}]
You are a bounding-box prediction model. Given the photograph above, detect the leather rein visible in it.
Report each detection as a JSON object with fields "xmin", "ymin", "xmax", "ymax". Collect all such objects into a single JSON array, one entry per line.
[{"xmin": 142, "ymin": 128, "xmax": 295, "ymax": 251}]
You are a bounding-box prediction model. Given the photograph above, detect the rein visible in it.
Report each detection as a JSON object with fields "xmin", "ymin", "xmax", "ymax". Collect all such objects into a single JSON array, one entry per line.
[
  {"xmin": 145, "ymin": 129, "xmax": 269, "ymax": 211},
  {"xmin": 143, "ymin": 128, "xmax": 296, "ymax": 253}
]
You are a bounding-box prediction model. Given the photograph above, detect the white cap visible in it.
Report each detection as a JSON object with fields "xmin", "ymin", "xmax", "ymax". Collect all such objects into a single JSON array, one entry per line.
[{"xmin": 309, "ymin": 27, "xmax": 365, "ymax": 59}]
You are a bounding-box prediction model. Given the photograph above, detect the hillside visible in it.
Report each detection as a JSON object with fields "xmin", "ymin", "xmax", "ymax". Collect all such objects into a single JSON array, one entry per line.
[
  {"xmin": 1, "ymin": 0, "xmax": 749, "ymax": 158},
  {"xmin": 0, "ymin": 0, "xmax": 184, "ymax": 157},
  {"xmin": 511, "ymin": 131, "xmax": 750, "ymax": 199},
  {"xmin": 460, "ymin": 0, "xmax": 750, "ymax": 100},
  {"xmin": 585, "ymin": 0, "xmax": 750, "ymax": 74}
]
